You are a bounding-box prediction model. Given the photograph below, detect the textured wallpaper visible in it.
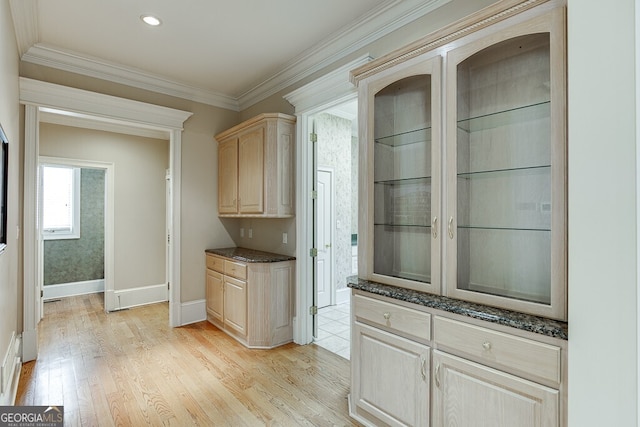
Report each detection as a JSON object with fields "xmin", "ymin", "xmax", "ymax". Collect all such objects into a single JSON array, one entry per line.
[
  {"xmin": 316, "ymin": 113, "xmax": 356, "ymax": 292},
  {"xmin": 44, "ymin": 168, "xmax": 105, "ymax": 286}
]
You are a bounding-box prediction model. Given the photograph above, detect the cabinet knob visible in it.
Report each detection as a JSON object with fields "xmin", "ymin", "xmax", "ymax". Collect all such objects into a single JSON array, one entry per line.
[
  {"xmin": 482, "ymin": 341, "xmax": 492, "ymax": 351},
  {"xmin": 383, "ymin": 312, "xmax": 391, "ymax": 320}
]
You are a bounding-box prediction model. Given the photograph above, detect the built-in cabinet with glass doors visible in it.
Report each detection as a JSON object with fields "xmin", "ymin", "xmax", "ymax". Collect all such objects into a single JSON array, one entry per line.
[
  {"xmin": 358, "ymin": 3, "xmax": 566, "ymax": 321},
  {"xmin": 352, "ymin": 3, "xmax": 567, "ymax": 425}
]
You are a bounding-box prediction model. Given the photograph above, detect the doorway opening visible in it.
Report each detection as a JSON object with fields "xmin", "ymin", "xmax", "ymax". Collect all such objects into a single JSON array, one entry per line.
[
  {"xmin": 311, "ymin": 100, "xmax": 358, "ymax": 360},
  {"xmin": 39, "ymin": 160, "xmax": 109, "ymax": 314}
]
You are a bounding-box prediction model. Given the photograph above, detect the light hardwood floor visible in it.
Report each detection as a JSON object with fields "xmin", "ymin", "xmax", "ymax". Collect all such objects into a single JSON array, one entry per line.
[{"xmin": 16, "ymin": 294, "xmax": 361, "ymax": 426}]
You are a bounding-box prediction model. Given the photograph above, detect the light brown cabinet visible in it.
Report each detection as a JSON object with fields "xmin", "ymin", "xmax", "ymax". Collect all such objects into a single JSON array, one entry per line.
[
  {"xmin": 205, "ymin": 252, "xmax": 295, "ymax": 348},
  {"xmin": 353, "ymin": 0, "xmax": 566, "ymax": 320},
  {"xmin": 215, "ymin": 113, "xmax": 295, "ymax": 218},
  {"xmin": 350, "ymin": 290, "xmax": 567, "ymax": 427}
]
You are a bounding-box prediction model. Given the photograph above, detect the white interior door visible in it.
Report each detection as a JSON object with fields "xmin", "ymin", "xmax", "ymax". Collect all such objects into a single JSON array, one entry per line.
[{"xmin": 317, "ymin": 167, "xmax": 334, "ymax": 309}]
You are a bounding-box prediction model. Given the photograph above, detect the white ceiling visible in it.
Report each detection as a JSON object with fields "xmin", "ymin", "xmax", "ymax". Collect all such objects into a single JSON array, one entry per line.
[{"xmin": 9, "ymin": 0, "xmax": 450, "ymax": 111}]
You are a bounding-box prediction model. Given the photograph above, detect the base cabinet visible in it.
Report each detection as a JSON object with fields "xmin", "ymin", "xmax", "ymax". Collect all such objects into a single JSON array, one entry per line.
[
  {"xmin": 432, "ymin": 351, "xmax": 559, "ymax": 427},
  {"xmin": 350, "ymin": 291, "xmax": 566, "ymax": 427},
  {"xmin": 222, "ymin": 275, "xmax": 247, "ymax": 336},
  {"xmin": 205, "ymin": 269, "xmax": 224, "ymax": 323},
  {"xmin": 352, "ymin": 323, "xmax": 430, "ymax": 427},
  {"xmin": 205, "ymin": 253, "xmax": 294, "ymax": 348}
]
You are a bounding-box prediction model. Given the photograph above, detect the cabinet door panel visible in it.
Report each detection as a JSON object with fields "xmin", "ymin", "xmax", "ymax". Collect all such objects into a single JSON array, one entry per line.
[
  {"xmin": 361, "ymin": 54, "xmax": 442, "ymax": 295},
  {"xmin": 238, "ymin": 128, "xmax": 264, "ymax": 214},
  {"xmin": 353, "ymin": 322, "xmax": 429, "ymax": 426},
  {"xmin": 206, "ymin": 269, "xmax": 224, "ymax": 322},
  {"xmin": 445, "ymin": 9, "xmax": 566, "ymax": 320},
  {"xmin": 224, "ymin": 276, "xmax": 247, "ymax": 336},
  {"xmin": 218, "ymin": 139, "xmax": 238, "ymax": 214},
  {"xmin": 432, "ymin": 350, "xmax": 559, "ymax": 427}
]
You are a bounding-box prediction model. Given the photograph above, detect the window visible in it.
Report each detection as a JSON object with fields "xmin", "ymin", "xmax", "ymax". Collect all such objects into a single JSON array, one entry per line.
[
  {"xmin": 0, "ymin": 125, "xmax": 8, "ymax": 252},
  {"xmin": 41, "ymin": 165, "xmax": 81, "ymax": 240}
]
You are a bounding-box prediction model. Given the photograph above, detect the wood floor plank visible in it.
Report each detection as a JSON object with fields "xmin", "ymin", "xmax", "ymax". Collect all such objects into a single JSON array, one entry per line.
[{"xmin": 16, "ymin": 293, "xmax": 361, "ymax": 426}]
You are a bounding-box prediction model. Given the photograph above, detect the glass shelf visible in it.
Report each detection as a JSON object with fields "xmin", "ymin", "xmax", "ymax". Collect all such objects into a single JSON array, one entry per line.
[
  {"xmin": 457, "ymin": 165, "xmax": 550, "ymax": 179},
  {"xmin": 457, "ymin": 101, "xmax": 550, "ymax": 133},
  {"xmin": 457, "ymin": 225, "xmax": 551, "ymax": 232},
  {"xmin": 374, "ymin": 176, "xmax": 431, "ymax": 185},
  {"xmin": 375, "ymin": 223, "xmax": 432, "ymax": 228},
  {"xmin": 374, "ymin": 126, "xmax": 432, "ymax": 147}
]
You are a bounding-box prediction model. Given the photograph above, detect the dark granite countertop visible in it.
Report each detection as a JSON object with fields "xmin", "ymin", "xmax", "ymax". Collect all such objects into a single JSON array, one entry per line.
[
  {"xmin": 205, "ymin": 247, "xmax": 295, "ymax": 263},
  {"xmin": 348, "ymin": 276, "xmax": 568, "ymax": 340}
]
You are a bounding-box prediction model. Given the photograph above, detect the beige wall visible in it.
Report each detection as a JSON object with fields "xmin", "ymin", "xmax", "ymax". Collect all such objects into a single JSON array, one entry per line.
[
  {"xmin": 39, "ymin": 123, "xmax": 169, "ymax": 291},
  {"xmin": 0, "ymin": 0, "xmax": 21, "ymax": 397}
]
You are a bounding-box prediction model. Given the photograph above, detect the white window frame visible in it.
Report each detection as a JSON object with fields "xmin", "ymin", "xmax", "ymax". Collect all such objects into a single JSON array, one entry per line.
[{"xmin": 41, "ymin": 164, "xmax": 81, "ymax": 240}]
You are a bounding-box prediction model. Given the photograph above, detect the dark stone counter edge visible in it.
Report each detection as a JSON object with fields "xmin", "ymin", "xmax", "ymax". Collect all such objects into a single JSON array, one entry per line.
[
  {"xmin": 348, "ymin": 276, "xmax": 568, "ymax": 340},
  {"xmin": 206, "ymin": 247, "xmax": 295, "ymax": 263}
]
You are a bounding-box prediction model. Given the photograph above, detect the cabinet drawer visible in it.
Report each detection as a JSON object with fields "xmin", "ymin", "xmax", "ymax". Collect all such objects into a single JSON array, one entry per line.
[
  {"xmin": 206, "ymin": 254, "xmax": 224, "ymax": 272},
  {"xmin": 224, "ymin": 260, "xmax": 247, "ymax": 280},
  {"xmin": 354, "ymin": 294, "xmax": 431, "ymax": 342},
  {"xmin": 434, "ymin": 316, "xmax": 561, "ymax": 384}
]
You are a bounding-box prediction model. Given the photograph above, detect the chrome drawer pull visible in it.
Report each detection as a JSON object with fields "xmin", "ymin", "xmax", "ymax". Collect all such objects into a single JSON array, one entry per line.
[
  {"xmin": 383, "ymin": 312, "xmax": 391, "ymax": 320},
  {"xmin": 482, "ymin": 341, "xmax": 492, "ymax": 351}
]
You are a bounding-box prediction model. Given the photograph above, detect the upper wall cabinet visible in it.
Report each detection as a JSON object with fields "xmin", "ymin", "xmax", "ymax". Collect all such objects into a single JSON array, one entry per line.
[
  {"xmin": 353, "ymin": 0, "xmax": 567, "ymax": 320},
  {"xmin": 215, "ymin": 113, "xmax": 296, "ymax": 218}
]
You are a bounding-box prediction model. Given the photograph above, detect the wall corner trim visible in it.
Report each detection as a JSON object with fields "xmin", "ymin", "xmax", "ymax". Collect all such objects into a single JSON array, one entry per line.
[{"xmin": 180, "ymin": 299, "xmax": 206, "ymax": 326}]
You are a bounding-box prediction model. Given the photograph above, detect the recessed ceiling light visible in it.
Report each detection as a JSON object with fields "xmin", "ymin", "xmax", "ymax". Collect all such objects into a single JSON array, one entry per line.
[{"xmin": 141, "ymin": 15, "xmax": 162, "ymax": 26}]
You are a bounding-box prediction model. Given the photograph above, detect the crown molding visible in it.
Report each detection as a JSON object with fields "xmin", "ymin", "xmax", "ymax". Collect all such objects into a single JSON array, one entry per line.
[
  {"xmin": 16, "ymin": 0, "xmax": 450, "ymax": 112},
  {"xmin": 22, "ymin": 44, "xmax": 240, "ymax": 111},
  {"xmin": 9, "ymin": 0, "xmax": 38, "ymax": 57},
  {"xmin": 284, "ymin": 55, "xmax": 371, "ymax": 114}
]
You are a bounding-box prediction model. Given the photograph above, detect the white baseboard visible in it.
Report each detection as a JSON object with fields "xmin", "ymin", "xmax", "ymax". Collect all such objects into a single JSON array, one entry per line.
[
  {"xmin": 336, "ymin": 287, "xmax": 351, "ymax": 305},
  {"xmin": 0, "ymin": 332, "xmax": 22, "ymax": 405},
  {"xmin": 180, "ymin": 299, "xmax": 206, "ymax": 325},
  {"xmin": 106, "ymin": 283, "xmax": 168, "ymax": 312},
  {"xmin": 43, "ymin": 279, "xmax": 105, "ymax": 300}
]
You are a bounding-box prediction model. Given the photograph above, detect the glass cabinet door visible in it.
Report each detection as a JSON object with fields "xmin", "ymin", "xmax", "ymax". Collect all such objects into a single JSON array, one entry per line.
[
  {"xmin": 445, "ymin": 10, "xmax": 566, "ymax": 320},
  {"xmin": 362, "ymin": 56, "xmax": 441, "ymax": 293}
]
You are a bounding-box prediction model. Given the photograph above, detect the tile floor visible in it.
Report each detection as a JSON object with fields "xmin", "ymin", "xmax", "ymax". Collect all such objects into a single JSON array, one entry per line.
[{"xmin": 314, "ymin": 299, "xmax": 351, "ymax": 360}]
